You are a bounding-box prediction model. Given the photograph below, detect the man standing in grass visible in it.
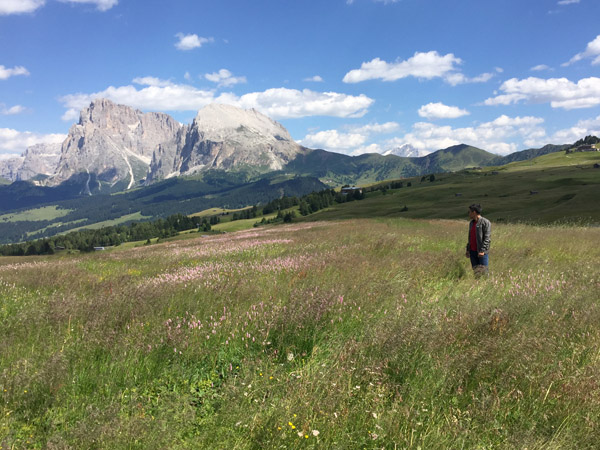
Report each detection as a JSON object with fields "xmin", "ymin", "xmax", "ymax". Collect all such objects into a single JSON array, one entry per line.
[{"xmin": 466, "ymin": 203, "xmax": 491, "ymax": 276}]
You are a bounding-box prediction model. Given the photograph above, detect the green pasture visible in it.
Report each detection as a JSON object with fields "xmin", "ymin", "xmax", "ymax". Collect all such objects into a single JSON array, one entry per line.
[
  {"xmin": 64, "ymin": 211, "xmax": 150, "ymax": 233},
  {"xmin": 0, "ymin": 205, "xmax": 72, "ymax": 223},
  {"xmin": 305, "ymin": 151, "xmax": 600, "ymax": 225}
]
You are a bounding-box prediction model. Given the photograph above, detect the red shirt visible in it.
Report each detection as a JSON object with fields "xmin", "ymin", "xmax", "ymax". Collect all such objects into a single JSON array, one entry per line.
[{"xmin": 469, "ymin": 221, "xmax": 478, "ymax": 251}]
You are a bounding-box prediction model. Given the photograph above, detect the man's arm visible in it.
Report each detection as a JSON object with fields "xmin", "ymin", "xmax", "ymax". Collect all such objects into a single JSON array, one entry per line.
[{"xmin": 480, "ymin": 219, "xmax": 491, "ymax": 254}]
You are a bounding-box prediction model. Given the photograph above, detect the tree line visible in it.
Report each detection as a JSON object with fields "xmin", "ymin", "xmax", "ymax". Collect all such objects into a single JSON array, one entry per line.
[
  {"xmin": 0, "ymin": 213, "xmax": 218, "ymax": 256},
  {"xmin": 1, "ymin": 185, "xmax": 368, "ymax": 256}
]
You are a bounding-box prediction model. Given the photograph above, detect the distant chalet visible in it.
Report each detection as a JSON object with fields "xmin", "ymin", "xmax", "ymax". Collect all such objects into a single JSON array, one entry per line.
[
  {"xmin": 566, "ymin": 144, "xmax": 599, "ymax": 154},
  {"xmin": 341, "ymin": 186, "xmax": 363, "ymax": 195}
]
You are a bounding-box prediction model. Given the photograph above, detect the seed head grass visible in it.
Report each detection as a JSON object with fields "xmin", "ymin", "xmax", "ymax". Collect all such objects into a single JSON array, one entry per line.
[{"xmin": 1, "ymin": 218, "xmax": 599, "ymax": 448}]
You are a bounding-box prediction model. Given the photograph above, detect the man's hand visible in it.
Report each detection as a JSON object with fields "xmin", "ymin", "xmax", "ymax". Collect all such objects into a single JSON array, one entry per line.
[
  {"xmin": 478, "ymin": 252, "xmax": 485, "ymax": 257},
  {"xmin": 465, "ymin": 251, "xmax": 469, "ymax": 258}
]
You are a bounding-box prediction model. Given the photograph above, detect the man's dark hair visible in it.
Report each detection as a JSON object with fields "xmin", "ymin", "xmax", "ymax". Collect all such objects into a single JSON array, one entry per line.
[{"xmin": 469, "ymin": 203, "xmax": 482, "ymax": 214}]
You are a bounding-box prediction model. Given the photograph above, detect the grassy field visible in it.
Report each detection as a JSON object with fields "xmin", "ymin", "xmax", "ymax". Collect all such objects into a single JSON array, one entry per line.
[
  {"xmin": 0, "ymin": 206, "xmax": 72, "ymax": 223},
  {"xmin": 64, "ymin": 211, "xmax": 151, "ymax": 233},
  {"xmin": 1, "ymin": 215, "xmax": 599, "ymax": 448},
  {"xmin": 307, "ymin": 151, "xmax": 600, "ymax": 225}
]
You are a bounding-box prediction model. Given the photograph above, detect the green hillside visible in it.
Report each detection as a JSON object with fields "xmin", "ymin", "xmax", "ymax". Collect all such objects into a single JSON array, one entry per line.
[{"xmin": 302, "ymin": 151, "xmax": 600, "ymax": 225}]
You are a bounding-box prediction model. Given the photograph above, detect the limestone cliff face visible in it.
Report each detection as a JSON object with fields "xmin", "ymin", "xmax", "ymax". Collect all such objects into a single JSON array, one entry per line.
[
  {"xmin": 146, "ymin": 104, "xmax": 305, "ymax": 183},
  {"xmin": 18, "ymin": 143, "xmax": 62, "ymax": 181},
  {"xmin": 0, "ymin": 156, "xmax": 24, "ymax": 182},
  {"xmin": 28, "ymin": 100, "xmax": 305, "ymax": 191},
  {"xmin": 50, "ymin": 99, "xmax": 181, "ymax": 191},
  {"xmin": 0, "ymin": 142, "xmax": 62, "ymax": 182}
]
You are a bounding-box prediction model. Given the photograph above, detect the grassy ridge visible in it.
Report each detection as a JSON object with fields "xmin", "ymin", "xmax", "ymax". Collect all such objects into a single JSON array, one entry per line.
[
  {"xmin": 1, "ymin": 218, "xmax": 599, "ymax": 448},
  {"xmin": 305, "ymin": 151, "xmax": 600, "ymax": 225}
]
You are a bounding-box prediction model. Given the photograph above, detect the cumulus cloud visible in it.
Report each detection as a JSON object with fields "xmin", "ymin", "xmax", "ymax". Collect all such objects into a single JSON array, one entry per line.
[
  {"xmin": 175, "ymin": 33, "xmax": 214, "ymax": 51},
  {"xmin": 551, "ymin": 114, "xmax": 600, "ymax": 143},
  {"xmin": 343, "ymin": 51, "xmax": 461, "ymax": 83},
  {"xmin": 300, "ymin": 115, "xmax": 549, "ymax": 156},
  {"xmin": 563, "ymin": 34, "xmax": 600, "ymax": 66},
  {"xmin": 299, "ymin": 121, "xmax": 399, "ymax": 154},
  {"xmin": 0, "ymin": 65, "xmax": 30, "ymax": 80},
  {"xmin": 0, "ymin": 128, "xmax": 66, "ymax": 156},
  {"xmin": 1, "ymin": 104, "xmax": 26, "ymax": 115},
  {"xmin": 59, "ymin": 79, "xmax": 374, "ymax": 121},
  {"xmin": 300, "ymin": 130, "xmax": 367, "ymax": 152},
  {"xmin": 342, "ymin": 51, "xmax": 494, "ymax": 86},
  {"xmin": 0, "ymin": 0, "xmax": 45, "ymax": 15},
  {"xmin": 418, "ymin": 102, "xmax": 469, "ymax": 120},
  {"xmin": 304, "ymin": 75, "xmax": 324, "ymax": 82},
  {"xmin": 230, "ymin": 88, "xmax": 373, "ymax": 119},
  {"xmin": 485, "ymin": 76, "xmax": 600, "ymax": 109},
  {"xmin": 205, "ymin": 69, "xmax": 247, "ymax": 87},
  {"xmin": 390, "ymin": 115, "xmax": 547, "ymax": 155}
]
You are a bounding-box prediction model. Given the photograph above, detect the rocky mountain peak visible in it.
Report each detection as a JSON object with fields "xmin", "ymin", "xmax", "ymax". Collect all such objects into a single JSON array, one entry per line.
[
  {"xmin": 193, "ymin": 103, "xmax": 293, "ymax": 143},
  {"xmin": 49, "ymin": 99, "xmax": 182, "ymax": 192},
  {"xmin": 383, "ymin": 143, "xmax": 427, "ymax": 158},
  {"xmin": 146, "ymin": 103, "xmax": 304, "ymax": 182}
]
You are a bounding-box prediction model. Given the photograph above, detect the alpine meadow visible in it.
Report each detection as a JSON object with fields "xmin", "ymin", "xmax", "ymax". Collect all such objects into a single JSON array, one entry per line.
[
  {"xmin": 2, "ymin": 0, "xmax": 600, "ymax": 448},
  {"xmin": 2, "ymin": 150, "xmax": 600, "ymax": 448}
]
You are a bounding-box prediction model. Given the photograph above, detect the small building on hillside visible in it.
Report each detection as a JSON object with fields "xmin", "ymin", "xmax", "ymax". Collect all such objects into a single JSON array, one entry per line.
[
  {"xmin": 341, "ymin": 186, "xmax": 363, "ymax": 195},
  {"xmin": 566, "ymin": 144, "xmax": 599, "ymax": 154}
]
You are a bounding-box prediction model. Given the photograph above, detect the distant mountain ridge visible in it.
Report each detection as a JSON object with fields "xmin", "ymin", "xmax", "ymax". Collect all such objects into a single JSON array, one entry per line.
[
  {"xmin": 2, "ymin": 99, "xmax": 575, "ymax": 194},
  {"xmin": 0, "ymin": 142, "xmax": 62, "ymax": 182}
]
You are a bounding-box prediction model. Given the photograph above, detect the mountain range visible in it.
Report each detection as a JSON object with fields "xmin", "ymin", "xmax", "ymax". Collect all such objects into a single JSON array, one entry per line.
[
  {"xmin": 0, "ymin": 99, "xmax": 577, "ymax": 243},
  {"xmin": 1, "ymin": 99, "xmax": 570, "ymax": 193}
]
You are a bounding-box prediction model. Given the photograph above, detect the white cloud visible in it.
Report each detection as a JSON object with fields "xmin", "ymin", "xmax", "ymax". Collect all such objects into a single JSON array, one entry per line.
[
  {"xmin": 343, "ymin": 51, "xmax": 462, "ymax": 83},
  {"xmin": 343, "ymin": 51, "xmax": 493, "ymax": 86},
  {"xmin": 558, "ymin": 0, "xmax": 579, "ymax": 5},
  {"xmin": 485, "ymin": 76, "xmax": 600, "ymax": 109},
  {"xmin": 205, "ymin": 69, "xmax": 247, "ymax": 87},
  {"xmin": 351, "ymin": 122, "xmax": 399, "ymax": 134},
  {"xmin": 300, "ymin": 130, "xmax": 367, "ymax": 152},
  {"xmin": 0, "ymin": 65, "xmax": 30, "ymax": 80},
  {"xmin": 392, "ymin": 115, "xmax": 546, "ymax": 155},
  {"xmin": 299, "ymin": 122, "xmax": 399, "ymax": 154},
  {"xmin": 0, "ymin": 0, "xmax": 45, "ymax": 15},
  {"xmin": 531, "ymin": 64, "xmax": 551, "ymax": 71},
  {"xmin": 132, "ymin": 76, "xmax": 175, "ymax": 88},
  {"xmin": 230, "ymin": 88, "xmax": 373, "ymax": 119},
  {"xmin": 59, "ymin": 79, "xmax": 374, "ymax": 121},
  {"xmin": 184, "ymin": 72, "xmax": 192, "ymax": 81},
  {"xmin": 304, "ymin": 75, "xmax": 324, "ymax": 82},
  {"xmin": 445, "ymin": 72, "xmax": 494, "ymax": 86},
  {"xmin": 300, "ymin": 115, "xmax": 548, "ymax": 156},
  {"xmin": 1, "ymin": 104, "xmax": 26, "ymax": 115},
  {"xmin": 175, "ymin": 33, "xmax": 214, "ymax": 51},
  {"xmin": 563, "ymin": 34, "xmax": 600, "ymax": 66},
  {"xmin": 418, "ymin": 102, "xmax": 470, "ymax": 120},
  {"xmin": 58, "ymin": 0, "xmax": 118, "ymax": 11},
  {"xmin": 0, "ymin": 128, "xmax": 65, "ymax": 156},
  {"xmin": 551, "ymin": 114, "xmax": 600, "ymax": 143}
]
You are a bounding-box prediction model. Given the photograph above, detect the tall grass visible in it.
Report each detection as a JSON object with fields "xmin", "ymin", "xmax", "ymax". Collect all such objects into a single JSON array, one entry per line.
[{"xmin": 1, "ymin": 219, "xmax": 599, "ymax": 448}]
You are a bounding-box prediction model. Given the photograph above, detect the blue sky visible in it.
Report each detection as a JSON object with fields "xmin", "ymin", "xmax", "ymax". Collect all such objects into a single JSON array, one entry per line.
[{"xmin": 1, "ymin": 0, "xmax": 600, "ymax": 159}]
